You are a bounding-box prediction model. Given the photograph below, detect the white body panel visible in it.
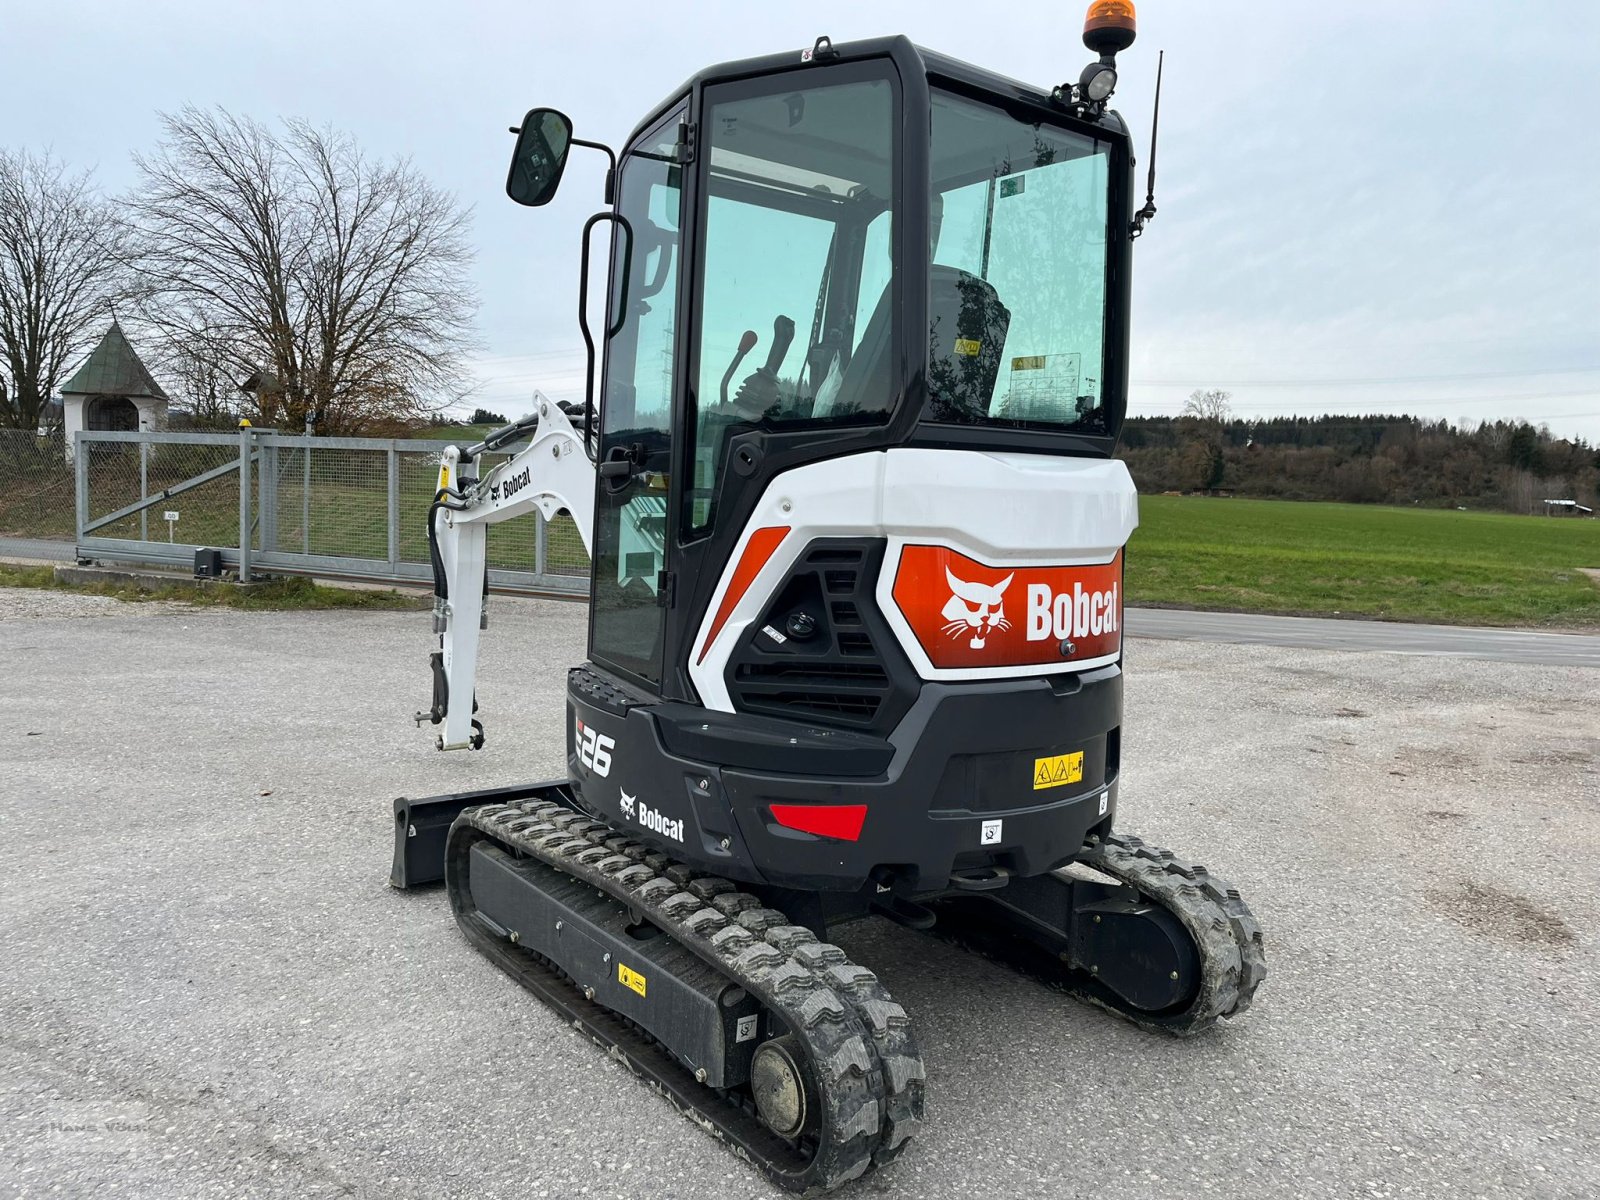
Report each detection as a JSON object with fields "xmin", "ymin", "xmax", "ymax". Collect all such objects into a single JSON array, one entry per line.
[
  {"xmin": 688, "ymin": 449, "xmax": 1139, "ymax": 712},
  {"xmin": 433, "ymin": 400, "xmax": 595, "ymax": 749}
]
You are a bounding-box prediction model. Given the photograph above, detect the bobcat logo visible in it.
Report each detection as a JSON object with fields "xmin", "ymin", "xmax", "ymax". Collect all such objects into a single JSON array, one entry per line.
[
  {"xmin": 941, "ymin": 568, "xmax": 1015, "ymax": 650},
  {"xmin": 619, "ymin": 790, "xmax": 636, "ymax": 818}
]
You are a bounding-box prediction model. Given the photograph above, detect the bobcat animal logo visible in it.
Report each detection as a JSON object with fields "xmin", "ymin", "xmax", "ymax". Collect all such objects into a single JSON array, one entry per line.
[
  {"xmin": 941, "ymin": 567, "xmax": 1015, "ymax": 650},
  {"xmin": 619, "ymin": 790, "xmax": 636, "ymax": 819}
]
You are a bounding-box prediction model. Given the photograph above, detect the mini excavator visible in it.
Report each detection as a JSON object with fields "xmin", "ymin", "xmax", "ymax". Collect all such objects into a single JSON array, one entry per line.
[{"xmin": 391, "ymin": 7, "xmax": 1264, "ymax": 1190}]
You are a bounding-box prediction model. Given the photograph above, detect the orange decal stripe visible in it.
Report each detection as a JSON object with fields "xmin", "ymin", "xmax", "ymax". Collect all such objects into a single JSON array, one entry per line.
[{"xmin": 695, "ymin": 525, "xmax": 791, "ymax": 665}]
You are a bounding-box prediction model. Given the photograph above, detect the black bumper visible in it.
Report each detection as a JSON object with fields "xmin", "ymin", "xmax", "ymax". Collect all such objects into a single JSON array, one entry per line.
[{"xmin": 569, "ymin": 666, "xmax": 1122, "ymax": 893}]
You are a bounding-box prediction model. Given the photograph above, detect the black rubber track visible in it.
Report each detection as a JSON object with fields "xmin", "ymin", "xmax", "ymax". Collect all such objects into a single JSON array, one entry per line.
[
  {"xmin": 444, "ymin": 797, "xmax": 923, "ymax": 1194},
  {"xmin": 928, "ymin": 830, "xmax": 1267, "ymax": 1036}
]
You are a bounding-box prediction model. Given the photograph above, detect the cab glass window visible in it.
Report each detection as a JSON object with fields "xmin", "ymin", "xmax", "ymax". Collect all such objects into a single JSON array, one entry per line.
[
  {"xmin": 928, "ymin": 89, "xmax": 1113, "ymax": 434},
  {"xmin": 687, "ymin": 66, "xmax": 898, "ymax": 536}
]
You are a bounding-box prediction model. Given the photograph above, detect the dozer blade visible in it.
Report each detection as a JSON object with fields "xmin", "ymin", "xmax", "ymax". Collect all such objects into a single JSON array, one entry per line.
[
  {"xmin": 926, "ymin": 831, "xmax": 1266, "ymax": 1036},
  {"xmin": 390, "ymin": 781, "xmax": 565, "ymax": 889},
  {"xmin": 441, "ymin": 795, "xmax": 925, "ymax": 1194}
]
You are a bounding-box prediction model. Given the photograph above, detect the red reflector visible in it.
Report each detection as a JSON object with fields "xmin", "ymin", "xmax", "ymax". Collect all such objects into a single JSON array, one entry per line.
[{"xmin": 769, "ymin": 803, "xmax": 867, "ymax": 842}]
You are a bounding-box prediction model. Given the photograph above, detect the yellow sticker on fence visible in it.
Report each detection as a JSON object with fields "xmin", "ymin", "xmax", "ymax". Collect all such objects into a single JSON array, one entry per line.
[
  {"xmin": 1033, "ymin": 751, "xmax": 1084, "ymax": 790},
  {"xmin": 954, "ymin": 338, "xmax": 982, "ymax": 356},
  {"xmin": 618, "ymin": 962, "xmax": 647, "ymax": 997}
]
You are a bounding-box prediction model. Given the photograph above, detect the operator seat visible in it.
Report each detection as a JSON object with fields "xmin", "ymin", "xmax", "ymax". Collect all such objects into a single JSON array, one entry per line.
[
  {"xmin": 925, "ymin": 265, "xmax": 1010, "ymax": 422},
  {"xmin": 827, "ymin": 265, "xmax": 1010, "ymax": 422}
]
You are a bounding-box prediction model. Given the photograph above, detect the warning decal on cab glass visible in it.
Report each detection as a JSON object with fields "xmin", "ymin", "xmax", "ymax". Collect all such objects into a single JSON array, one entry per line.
[{"xmin": 890, "ymin": 545, "xmax": 1123, "ymax": 670}]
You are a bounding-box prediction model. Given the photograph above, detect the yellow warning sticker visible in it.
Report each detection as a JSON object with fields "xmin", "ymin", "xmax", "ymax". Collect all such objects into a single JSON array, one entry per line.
[
  {"xmin": 618, "ymin": 962, "xmax": 647, "ymax": 997},
  {"xmin": 1033, "ymin": 751, "xmax": 1085, "ymax": 790},
  {"xmin": 1012, "ymin": 355, "xmax": 1046, "ymax": 371},
  {"xmin": 954, "ymin": 338, "xmax": 982, "ymax": 357},
  {"xmin": 436, "ymin": 463, "xmax": 451, "ymax": 490}
]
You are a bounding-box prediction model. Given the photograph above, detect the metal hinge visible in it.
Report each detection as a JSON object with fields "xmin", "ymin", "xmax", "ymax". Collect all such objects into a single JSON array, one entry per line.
[
  {"xmin": 677, "ymin": 121, "xmax": 697, "ymax": 164},
  {"xmin": 657, "ymin": 570, "xmax": 676, "ymax": 607}
]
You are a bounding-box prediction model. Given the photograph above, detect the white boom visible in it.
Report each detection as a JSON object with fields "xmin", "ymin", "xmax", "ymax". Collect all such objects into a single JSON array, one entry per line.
[{"xmin": 421, "ymin": 397, "xmax": 595, "ymax": 750}]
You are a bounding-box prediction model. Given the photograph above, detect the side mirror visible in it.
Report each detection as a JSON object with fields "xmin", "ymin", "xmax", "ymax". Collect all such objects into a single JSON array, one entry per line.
[{"xmin": 506, "ymin": 108, "xmax": 574, "ymax": 207}]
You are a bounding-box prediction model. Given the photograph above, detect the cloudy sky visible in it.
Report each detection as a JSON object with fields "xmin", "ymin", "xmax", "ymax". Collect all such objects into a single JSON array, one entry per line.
[{"xmin": 5, "ymin": 0, "xmax": 1598, "ymax": 440}]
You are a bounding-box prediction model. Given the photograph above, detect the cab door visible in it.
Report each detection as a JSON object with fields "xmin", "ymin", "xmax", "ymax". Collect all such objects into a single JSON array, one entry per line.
[{"xmin": 587, "ymin": 109, "xmax": 686, "ymax": 689}]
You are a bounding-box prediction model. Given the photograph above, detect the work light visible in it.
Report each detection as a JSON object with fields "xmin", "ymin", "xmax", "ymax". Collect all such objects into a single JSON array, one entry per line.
[{"xmin": 1081, "ymin": 61, "xmax": 1118, "ymax": 102}]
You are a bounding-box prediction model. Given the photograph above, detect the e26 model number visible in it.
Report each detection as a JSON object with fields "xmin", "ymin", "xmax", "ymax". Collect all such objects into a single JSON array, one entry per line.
[{"xmin": 575, "ymin": 719, "xmax": 614, "ymax": 776}]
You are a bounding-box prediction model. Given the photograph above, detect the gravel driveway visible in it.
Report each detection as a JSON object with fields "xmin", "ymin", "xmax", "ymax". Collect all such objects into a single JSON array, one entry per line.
[{"xmin": 1, "ymin": 589, "xmax": 1595, "ymax": 1199}]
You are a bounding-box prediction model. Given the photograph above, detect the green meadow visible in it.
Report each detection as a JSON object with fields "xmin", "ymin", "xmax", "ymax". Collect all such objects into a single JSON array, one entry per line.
[{"xmin": 1127, "ymin": 496, "xmax": 1600, "ymax": 629}]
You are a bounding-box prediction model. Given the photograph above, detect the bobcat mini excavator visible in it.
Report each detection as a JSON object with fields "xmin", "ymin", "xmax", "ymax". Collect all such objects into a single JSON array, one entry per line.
[{"xmin": 391, "ymin": 7, "xmax": 1264, "ymax": 1191}]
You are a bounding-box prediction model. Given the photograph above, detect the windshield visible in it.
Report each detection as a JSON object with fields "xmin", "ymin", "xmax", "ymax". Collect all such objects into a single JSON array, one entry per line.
[
  {"xmin": 927, "ymin": 89, "xmax": 1113, "ymax": 434},
  {"xmin": 686, "ymin": 65, "xmax": 898, "ymax": 536}
]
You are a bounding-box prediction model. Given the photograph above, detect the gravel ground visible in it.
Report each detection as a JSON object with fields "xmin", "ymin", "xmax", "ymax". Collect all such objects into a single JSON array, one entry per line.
[
  {"xmin": 1, "ymin": 588, "xmax": 1596, "ymax": 1200},
  {"xmin": 0, "ymin": 588, "xmax": 192, "ymax": 621}
]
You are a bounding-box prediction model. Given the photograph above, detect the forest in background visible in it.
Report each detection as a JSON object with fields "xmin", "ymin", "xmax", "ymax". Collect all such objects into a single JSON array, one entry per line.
[{"xmin": 1117, "ymin": 409, "xmax": 1599, "ymax": 515}]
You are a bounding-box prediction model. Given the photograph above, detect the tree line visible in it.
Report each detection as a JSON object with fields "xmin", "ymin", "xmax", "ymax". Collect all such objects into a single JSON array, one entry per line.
[
  {"xmin": 1121, "ymin": 391, "xmax": 1600, "ymax": 514},
  {"xmin": 0, "ymin": 109, "xmax": 476, "ymax": 437}
]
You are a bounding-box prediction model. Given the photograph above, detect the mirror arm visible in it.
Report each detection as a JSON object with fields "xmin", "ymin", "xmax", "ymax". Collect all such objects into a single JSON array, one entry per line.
[
  {"xmin": 571, "ymin": 137, "xmax": 619, "ymax": 205},
  {"xmin": 576, "ymin": 211, "xmax": 634, "ymax": 462}
]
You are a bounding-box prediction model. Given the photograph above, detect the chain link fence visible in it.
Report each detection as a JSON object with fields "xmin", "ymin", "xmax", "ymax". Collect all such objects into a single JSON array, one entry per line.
[
  {"xmin": 0, "ymin": 428, "xmax": 74, "ymax": 540},
  {"xmin": 63, "ymin": 429, "xmax": 590, "ymax": 594}
]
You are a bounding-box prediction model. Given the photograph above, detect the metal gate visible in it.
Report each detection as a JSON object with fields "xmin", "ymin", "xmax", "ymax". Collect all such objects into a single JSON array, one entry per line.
[{"xmin": 74, "ymin": 428, "xmax": 590, "ymax": 596}]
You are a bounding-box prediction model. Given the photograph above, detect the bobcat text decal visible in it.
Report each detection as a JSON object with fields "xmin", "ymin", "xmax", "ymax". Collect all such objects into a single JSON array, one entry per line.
[{"xmin": 891, "ymin": 545, "xmax": 1123, "ymax": 670}]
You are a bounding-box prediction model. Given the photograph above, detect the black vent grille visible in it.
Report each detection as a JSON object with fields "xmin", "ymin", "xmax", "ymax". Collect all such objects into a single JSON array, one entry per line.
[{"xmin": 724, "ymin": 540, "xmax": 916, "ymax": 732}]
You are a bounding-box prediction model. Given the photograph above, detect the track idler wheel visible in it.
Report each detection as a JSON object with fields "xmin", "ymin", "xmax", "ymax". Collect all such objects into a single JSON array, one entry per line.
[{"xmin": 751, "ymin": 1034, "xmax": 818, "ymax": 1141}]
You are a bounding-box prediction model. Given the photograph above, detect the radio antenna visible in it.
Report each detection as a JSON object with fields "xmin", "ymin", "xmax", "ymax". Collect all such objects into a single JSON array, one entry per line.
[{"xmin": 1131, "ymin": 50, "xmax": 1163, "ymax": 238}]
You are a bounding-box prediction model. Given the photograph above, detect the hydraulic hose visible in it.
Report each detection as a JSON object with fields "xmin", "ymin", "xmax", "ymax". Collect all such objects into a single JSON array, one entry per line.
[{"xmin": 427, "ymin": 487, "xmax": 467, "ymax": 602}]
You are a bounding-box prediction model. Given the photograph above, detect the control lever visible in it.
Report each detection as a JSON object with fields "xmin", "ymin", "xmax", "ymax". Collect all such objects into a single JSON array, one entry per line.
[
  {"xmin": 720, "ymin": 330, "xmax": 758, "ymax": 406},
  {"xmin": 730, "ymin": 315, "xmax": 796, "ymax": 416},
  {"xmin": 763, "ymin": 314, "xmax": 795, "ymax": 374}
]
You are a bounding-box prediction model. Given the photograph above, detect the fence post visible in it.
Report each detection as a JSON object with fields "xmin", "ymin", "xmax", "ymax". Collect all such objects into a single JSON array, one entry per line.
[
  {"xmin": 387, "ymin": 443, "xmax": 400, "ymax": 570},
  {"xmin": 238, "ymin": 426, "xmax": 252, "ymax": 583},
  {"xmin": 303, "ymin": 431, "xmax": 312, "ymax": 554},
  {"xmin": 74, "ymin": 433, "xmax": 88, "ymax": 546},
  {"xmin": 535, "ymin": 509, "xmax": 548, "ymax": 578},
  {"xmin": 139, "ymin": 440, "xmax": 149, "ymax": 542},
  {"xmin": 258, "ymin": 441, "xmax": 278, "ymax": 553}
]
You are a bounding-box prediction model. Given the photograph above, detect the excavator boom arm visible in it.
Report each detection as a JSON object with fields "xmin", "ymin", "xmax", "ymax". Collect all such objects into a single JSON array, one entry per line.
[{"xmin": 424, "ymin": 398, "xmax": 594, "ymax": 749}]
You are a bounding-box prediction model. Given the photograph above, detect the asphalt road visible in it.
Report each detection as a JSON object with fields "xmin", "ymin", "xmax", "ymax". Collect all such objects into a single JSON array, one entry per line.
[
  {"xmin": 1126, "ymin": 607, "xmax": 1600, "ymax": 669},
  {"xmin": 0, "ymin": 537, "xmax": 73, "ymax": 563},
  {"xmin": 2, "ymin": 592, "xmax": 1597, "ymax": 1199}
]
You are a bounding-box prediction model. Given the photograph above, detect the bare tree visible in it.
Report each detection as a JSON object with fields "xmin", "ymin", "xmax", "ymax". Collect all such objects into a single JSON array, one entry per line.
[
  {"xmin": 0, "ymin": 149, "xmax": 125, "ymax": 430},
  {"xmin": 1182, "ymin": 388, "xmax": 1233, "ymax": 424},
  {"xmin": 159, "ymin": 341, "xmax": 237, "ymax": 426},
  {"xmin": 125, "ymin": 108, "xmax": 478, "ymax": 434}
]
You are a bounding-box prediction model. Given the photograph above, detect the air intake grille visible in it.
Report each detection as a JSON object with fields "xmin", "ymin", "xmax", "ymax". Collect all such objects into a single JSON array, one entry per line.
[{"xmin": 725, "ymin": 539, "xmax": 916, "ymax": 732}]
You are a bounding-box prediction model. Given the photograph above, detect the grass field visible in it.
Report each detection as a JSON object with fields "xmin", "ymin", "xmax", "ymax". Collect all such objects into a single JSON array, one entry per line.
[{"xmin": 1127, "ymin": 496, "xmax": 1600, "ymax": 629}]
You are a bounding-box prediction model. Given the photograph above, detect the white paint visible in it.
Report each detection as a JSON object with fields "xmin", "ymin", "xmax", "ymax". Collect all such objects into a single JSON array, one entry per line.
[
  {"xmin": 688, "ymin": 449, "xmax": 1138, "ymax": 710},
  {"xmin": 435, "ymin": 400, "xmax": 596, "ymax": 750}
]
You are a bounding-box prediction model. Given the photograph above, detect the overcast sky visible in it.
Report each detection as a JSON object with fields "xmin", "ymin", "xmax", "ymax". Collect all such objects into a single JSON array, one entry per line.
[{"xmin": 5, "ymin": 0, "xmax": 1598, "ymax": 441}]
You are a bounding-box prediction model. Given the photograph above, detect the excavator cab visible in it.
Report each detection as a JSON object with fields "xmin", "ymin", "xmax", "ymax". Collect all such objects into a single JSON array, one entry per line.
[
  {"xmin": 510, "ymin": 35, "xmax": 1134, "ymax": 699},
  {"xmin": 398, "ymin": 18, "xmax": 1263, "ymax": 1193}
]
